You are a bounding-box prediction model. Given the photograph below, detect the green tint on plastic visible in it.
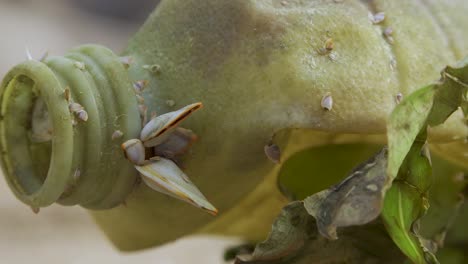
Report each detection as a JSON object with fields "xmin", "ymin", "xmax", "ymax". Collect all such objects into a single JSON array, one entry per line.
[{"xmin": 0, "ymin": 45, "xmax": 141, "ymax": 209}]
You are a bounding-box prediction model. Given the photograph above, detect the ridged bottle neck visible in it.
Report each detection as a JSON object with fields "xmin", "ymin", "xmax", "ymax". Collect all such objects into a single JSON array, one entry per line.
[{"xmin": 0, "ymin": 45, "xmax": 141, "ymax": 209}]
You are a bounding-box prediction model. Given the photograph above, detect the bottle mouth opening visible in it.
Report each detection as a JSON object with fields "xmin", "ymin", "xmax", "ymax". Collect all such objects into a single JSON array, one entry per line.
[
  {"xmin": 0, "ymin": 61, "xmax": 74, "ymax": 207},
  {"xmin": 0, "ymin": 45, "xmax": 142, "ymax": 209}
]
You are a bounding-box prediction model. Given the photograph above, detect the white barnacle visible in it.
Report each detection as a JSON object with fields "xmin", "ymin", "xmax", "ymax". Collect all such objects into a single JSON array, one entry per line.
[
  {"xmin": 69, "ymin": 102, "xmax": 84, "ymax": 113},
  {"xmin": 318, "ymin": 38, "xmax": 334, "ymax": 56},
  {"xmin": 76, "ymin": 109, "xmax": 88, "ymax": 122},
  {"xmin": 112, "ymin": 130, "xmax": 124, "ymax": 140},
  {"xmin": 136, "ymin": 158, "xmax": 218, "ymax": 215},
  {"xmin": 321, "ymin": 93, "xmax": 333, "ymax": 111},
  {"xmin": 142, "ymin": 64, "xmax": 161, "ymax": 74},
  {"xmin": 119, "ymin": 56, "xmax": 134, "ymax": 68},
  {"xmin": 264, "ymin": 143, "xmax": 281, "ymax": 163},
  {"xmin": 121, "ymin": 139, "xmax": 146, "ymax": 166},
  {"xmin": 395, "ymin": 92, "xmax": 403, "ymax": 104},
  {"xmin": 73, "ymin": 61, "xmax": 86, "ymax": 70},
  {"xmin": 69, "ymin": 102, "xmax": 87, "ymax": 122},
  {"xmin": 140, "ymin": 103, "xmax": 203, "ymax": 147},
  {"xmin": 120, "ymin": 103, "xmax": 214, "ymax": 215},
  {"xmin": 133, "ymin": 80, "xmax": 148, "ymax": 94},
  {"xmin": 325, "ymin": 38, "xmax": 334, "ymax": 51},
  {"xmin": 371, "ymin": 12, "xmax": 385, "ymax": 24},
  {"xmin": 383, "ymin": 27, "xmax": 394, "ymax": 44}
]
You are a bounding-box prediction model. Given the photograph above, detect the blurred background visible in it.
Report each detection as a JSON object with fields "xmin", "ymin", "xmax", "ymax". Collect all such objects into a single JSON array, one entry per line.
[{"xmin": 0, "ymin": 0, "xmax": 239, "ymax": 263}]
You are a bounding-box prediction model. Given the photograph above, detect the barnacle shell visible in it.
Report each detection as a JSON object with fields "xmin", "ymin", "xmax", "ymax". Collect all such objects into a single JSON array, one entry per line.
[
  {"xmin": 121, "ymin": 139, "xmax": 146, "ymax": 166},
  {"xmin": 153, "ymin": 127, "xmax": 197, "ymax": 159},
  {"xmin": 136, "ymin": 158, "xmax": 217, "ymax": 215},
  {"xmin": 140, "ymin": 103, "xmax": 202, "ymax": 147},
  {"xmin": 321, "ymin": 93, "xmax": 333, "ymax": 111}
]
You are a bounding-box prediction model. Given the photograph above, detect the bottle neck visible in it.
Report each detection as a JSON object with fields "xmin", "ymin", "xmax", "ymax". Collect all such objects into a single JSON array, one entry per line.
[{"xmin": 0, "ymin": 45, "xmax": 141, "ymax": 209}]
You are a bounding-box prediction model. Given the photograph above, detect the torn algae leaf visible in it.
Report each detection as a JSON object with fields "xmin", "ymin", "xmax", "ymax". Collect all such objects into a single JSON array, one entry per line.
[
  {"xmin": 235, "ymin": 203, "xmax": 405, "ymax": 264},
  {"xmin": 235, "ymin": 149, "xmax": 399, "ymax": 263},
  {"xmin": 235, "ymin": 142, "xmax": 431, "ymax": 263},
  {"xmin": 386, "ymin": 86, "xmax": 435, "ymax": 182},
  {"xmin": 383, "ymin": 58, "xmax": 468, "ymax": 264},
  {"xmin": 387, "ymin": 58, "xmax": 468, "ymax": 181},
  {"xmin": 235, "ymin": 201, "xmax": 316, "ymax": 263},
  {"xmin": 382, "ymin": 140, "xmax": 437, "ymax": 264}
]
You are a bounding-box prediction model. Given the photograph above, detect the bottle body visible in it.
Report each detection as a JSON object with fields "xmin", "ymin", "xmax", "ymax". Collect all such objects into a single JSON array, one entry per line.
[{"xmin": 90, "ymin": 0, "xmax": 468, "ymax": 250}]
